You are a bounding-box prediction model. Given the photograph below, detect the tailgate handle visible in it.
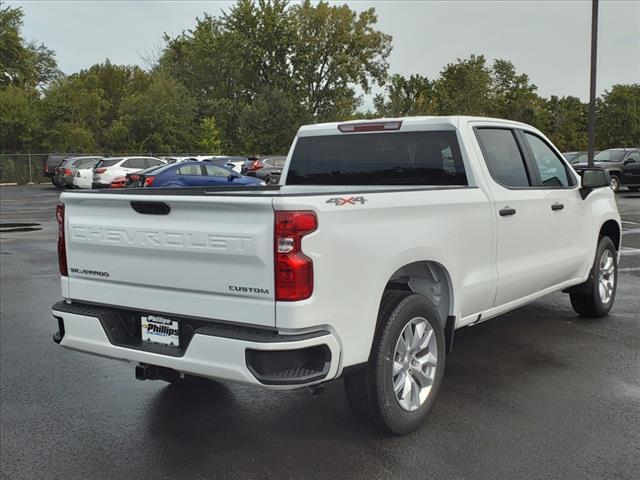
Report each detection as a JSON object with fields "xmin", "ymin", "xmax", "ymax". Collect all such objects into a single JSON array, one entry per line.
[{"xmin": 130, "ymin": 201, "xmax": 170, "ymax": 215}]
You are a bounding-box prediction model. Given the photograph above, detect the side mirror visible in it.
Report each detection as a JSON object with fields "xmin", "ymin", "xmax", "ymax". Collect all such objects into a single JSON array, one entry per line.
[
  {"xmin": 624, "ymin": 159, "xmax": 636, "ymax": 165},
  {"xmin": 579, "ymin": 168, "xmax": 610, "ymax": 199}
]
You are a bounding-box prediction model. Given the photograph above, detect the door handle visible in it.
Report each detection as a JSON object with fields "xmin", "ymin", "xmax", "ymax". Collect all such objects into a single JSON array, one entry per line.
[
  {"xmin": 551, "ymin": 202, "xmax": 564, "ymax": 211},
  {"xmin": 499, "ymin": 207, "xmax": 517, "ymax": 217}
]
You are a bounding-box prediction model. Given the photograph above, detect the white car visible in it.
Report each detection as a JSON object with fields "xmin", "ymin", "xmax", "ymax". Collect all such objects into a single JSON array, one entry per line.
[
  {"xmin": 72, "ymin": 164, "xmax": 96, "ymax": 189},
  {"xmin": 92, "ymin": 157, "xmax": 165, "ymax": 188},
  {"xmin": 53, "ymin": 116, "xmax": 621, "ymax": 434}
]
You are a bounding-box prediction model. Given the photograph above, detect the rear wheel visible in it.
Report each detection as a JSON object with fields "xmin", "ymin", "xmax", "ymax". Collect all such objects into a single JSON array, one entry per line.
[
  {"xmin": 344, "ymin": 291, "xmax": 445, "ymax": 434},
  {"xmin": 570, "ymin": 236, "xmax": 617, "ymax": 317}
]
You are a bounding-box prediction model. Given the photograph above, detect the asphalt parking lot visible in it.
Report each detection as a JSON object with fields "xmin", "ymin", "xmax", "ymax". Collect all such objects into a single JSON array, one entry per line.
[{"xmin": 1, "ymin": 185, "xmax": 639, "ymax": 480}]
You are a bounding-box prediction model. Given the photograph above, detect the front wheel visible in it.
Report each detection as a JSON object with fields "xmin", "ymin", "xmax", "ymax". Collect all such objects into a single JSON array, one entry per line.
[
  {"xmin": 570, "ymin": 236, "xmax": 617, "ymax": 317},
  {"xmin": 609, "ymin": 175, "xmax": 620, "ymax": 192},
  {"xmin": 344, "ymin": 291, "xmax": 445, "ymax": 434}
]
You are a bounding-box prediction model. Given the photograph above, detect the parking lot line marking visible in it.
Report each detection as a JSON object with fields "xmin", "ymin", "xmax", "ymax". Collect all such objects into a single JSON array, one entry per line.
[
  {"xmin": 619, "ymin": 267, "xmax": 640, "ymax": 272},
  {"xmin": 622, "ymin": 220, "xmax": 639, "ymax": 225},
  {"xmin": 619, "ymin": 248, "xmax": 640, "ymax": 256},
  {"xmin": 622, "ymin": 229, "xmax": 640, "ymax": 235}
]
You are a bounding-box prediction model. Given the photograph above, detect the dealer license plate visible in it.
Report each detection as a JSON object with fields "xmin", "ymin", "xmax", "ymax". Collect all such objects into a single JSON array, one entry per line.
[{"xmin": 141, "ymin": 314, "xmax": 180, "ymax": 347}]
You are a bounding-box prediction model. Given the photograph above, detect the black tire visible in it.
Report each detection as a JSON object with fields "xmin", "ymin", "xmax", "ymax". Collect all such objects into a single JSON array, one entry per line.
[
  {"xmin": 570, "ymin": 236, "xmax": 617, "ymax": 317},
  {"xmin": 609, "ymin": 175, "xmax": 620, "ymax": 193},
  {"xmin": 344, "ymin": 291, "xmax": 445, "ymax": 434}
]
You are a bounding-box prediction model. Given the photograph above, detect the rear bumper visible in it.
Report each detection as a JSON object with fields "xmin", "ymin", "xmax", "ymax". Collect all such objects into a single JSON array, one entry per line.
[{"xmin": 52, "ymin": 301, "xmax": 341, "ymax": 389}]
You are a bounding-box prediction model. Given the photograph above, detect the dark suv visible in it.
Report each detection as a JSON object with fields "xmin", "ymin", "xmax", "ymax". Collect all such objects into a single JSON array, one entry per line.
[{"xmin": 573, "ymin": 148, "xmax": 640, "ymax": 192}]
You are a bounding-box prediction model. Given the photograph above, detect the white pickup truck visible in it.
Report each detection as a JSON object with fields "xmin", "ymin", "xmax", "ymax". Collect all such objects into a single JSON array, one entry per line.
[{"xmin": 52, "ymin": 116, "xmax": 621, "ymax": 434}]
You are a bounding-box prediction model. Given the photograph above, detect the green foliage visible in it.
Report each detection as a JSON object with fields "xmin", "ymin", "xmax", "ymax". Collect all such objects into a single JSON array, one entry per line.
[
  {"xmin": 0, "ymin": 0, "xmax": 638, "ymax": 158},
  {"xmin": 0, "ymin": 85, "xmax": 44, "ymax": 151},
  {"xmin": 373, "ymin": 74, "xmax": 435, "ymax": 117},
  {"xmin": 159, "ymin": 0, "xmax": 392, "ymax": 152},
  {"xmin": 596, "ymin": 84, "xmax": 640, "ymax": 148},
  {"xmin": 198, "ymin": 116, "xmax": 222, "ymax": 153},
  {"xmin": 118, "ymin": 73, "xmax": 198, "ymax": 153},
  {"xmin": 434, "ymin": 55, "xmax": 492, "ymax": 116},
  {"xmin": 542, "ymin": 95, "xmax": 588, "ymax": 151},
  {"xmin": 0, "ymin": 4, "xmax": 61, "ymax": 88}
]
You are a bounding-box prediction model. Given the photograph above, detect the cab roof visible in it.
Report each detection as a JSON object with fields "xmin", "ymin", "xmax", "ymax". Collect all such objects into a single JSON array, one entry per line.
[{"xmin": 297, "ymin": 116, "xmax": 533, "ymax": 137}]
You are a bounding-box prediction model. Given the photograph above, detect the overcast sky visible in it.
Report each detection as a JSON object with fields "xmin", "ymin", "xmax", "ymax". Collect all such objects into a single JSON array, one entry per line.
[{"xmin": 12, "ymin": 0, "xmax": 640, "ymax": 107}]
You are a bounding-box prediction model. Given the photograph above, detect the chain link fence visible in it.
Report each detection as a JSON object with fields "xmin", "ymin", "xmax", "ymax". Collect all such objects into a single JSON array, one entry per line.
[
  {"xmin": 0, "ymin": 154, "xmax": 50, "ymax": 185},
  {"xmin": 0, "ymin": 153, "xmax": 220, "ymax": 185}
]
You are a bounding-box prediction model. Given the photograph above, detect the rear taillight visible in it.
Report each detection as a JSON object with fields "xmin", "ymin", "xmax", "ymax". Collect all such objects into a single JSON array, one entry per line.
[
  {"xmin": 144, "ymin": 176, "xmax": 155, "ymax": 187},
  {"xmin": 247, "ymin": 160, "xmax": 263, "ymax": 172},
  {"xmin": 274, "ymin": 211, "xmax": 317, "ymax": 301},
  {"xmin": 96, "ymin": 168, "xmax": 107, "ymax": 174},
  {"xmin": 64, "ymin": 168, "xmax": 72, "ymax": 176},
  {"xmin": 56, "ymin": 204, "xmax": 67, "ymax": 276}
]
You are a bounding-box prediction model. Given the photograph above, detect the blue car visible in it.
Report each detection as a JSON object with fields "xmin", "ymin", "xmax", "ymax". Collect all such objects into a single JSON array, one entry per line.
[{"xmin": 127, "ymin": 161, "xmax": 265, "ymax": 188}]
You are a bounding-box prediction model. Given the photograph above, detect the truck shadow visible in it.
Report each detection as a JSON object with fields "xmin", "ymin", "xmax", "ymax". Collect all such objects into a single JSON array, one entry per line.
[{"xmin": 139, "ymin": 293, "xmax": 618, "ymax": 478}]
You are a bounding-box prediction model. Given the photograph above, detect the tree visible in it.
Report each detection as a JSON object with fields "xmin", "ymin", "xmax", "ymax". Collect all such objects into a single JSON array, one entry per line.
[
  {"xmin": 0, "ymin": 4, "xmax": 61, "ymax": 88},
  {"xmin": 0, "ymin": 85, "xmax": 44, "ymax": 151},
  {"xmin": 374, "ymin": 74, "xmax": 435, "ymax": 117},
  {"xmin": 434, "ymin": 55, "xmax": 492, "ymax": 116},
  {"xmin": 159, "ymin": 0, "xmax": 392, "ymax": 151},
  {"xmin": 198, "ymin": 116, "xmax": 222, "ymax": 153},
  {"xmin": 596, "ymin": 84, "xmax": 640, "ymax": 148},
  {"xmin": 542, "ymin": 95, "xmax": 588, "ymax": 151},
  {"xmin": 289, "ymin": 0, "xmax": 392, "ymax": 120},
  {"xmin": 118, "ymin": 73, "xmax": 198, "ymax": 153},
  {"xmin": 489, "ymin": 59, "xmax": 543, "ymax": 125}
]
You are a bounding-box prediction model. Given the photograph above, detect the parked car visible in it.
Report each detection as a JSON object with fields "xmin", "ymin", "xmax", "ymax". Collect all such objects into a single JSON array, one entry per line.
[
  {"xmin": 53, "ymin": 116, "xmax": 620, "ymax": 435},
  {"xmin": 244, "ymin": 156, "xmax": 286, "ymax": 184},
  {"xmin": 53, "ymin": 156, "xmax": 103, "ymax": 188},
  {"xmin": 110, "ymin": 177, "xmax": 127, "ymax": 188},
  {"xmin": 125, "ymin": 165, "xmax": 166, "ymax": 187},
  {"xmin": 206, "ymin": 156, "xmax": 247, "ymax": 173},
  {"xmin": 563, "ymin": 151, "xmax": 587, "ymax": 164},
  {"xmin": 572, "ymin": 148, "xmax": 640, "ymax": 192},
  {"xmin": 44, "ymin": 153, "xmax": 88, "ymax": 183},
  {"xmin": 73, "ymin": 163, "xmax": 99, "ymax": 189},
  {"xmin": 92, "ymin": 157, "xmax": 165, "ymax": 188},
  {"xmin": 127, "ymin": 161, "xmax": 264, "ymax": 188}
]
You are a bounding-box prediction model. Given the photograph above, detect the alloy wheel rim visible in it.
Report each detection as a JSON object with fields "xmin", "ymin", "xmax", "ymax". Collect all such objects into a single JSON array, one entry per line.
[
  {"xmin": 598, "ymin": 249, "xmax": 615, "ymax": 304},
  {"xmin": 610, "ymin": 177, "xmax": 618, "ymax": 190},
  {"xmin": 392, "ymin": 317, "xmax": 438, "ymax": 412}
]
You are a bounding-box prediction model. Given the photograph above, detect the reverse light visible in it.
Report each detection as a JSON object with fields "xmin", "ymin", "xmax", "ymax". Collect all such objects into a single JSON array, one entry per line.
[
  {"xmin": 274, "ymin": 211, "xmax": 317, "ymax": 301},
  {"xmin": 337, "ymin": 121, "xmax": 402, "ymax": 133},
  {"xmin": 56, "ymin": 204, "xmax": 68, "ymax": 276}
]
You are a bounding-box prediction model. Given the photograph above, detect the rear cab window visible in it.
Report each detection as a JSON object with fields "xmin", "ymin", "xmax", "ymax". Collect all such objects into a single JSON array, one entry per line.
[
  {"xmin": 475, "ymin": 128, "xmax": 531, "ymax": 187},
  {"xmin": 475, "ymin": 127, "xmax": 575, "ymax": 189},
  {"xmin": 286, "ymin": 131, "xmax": 467, "ymax": 186}
]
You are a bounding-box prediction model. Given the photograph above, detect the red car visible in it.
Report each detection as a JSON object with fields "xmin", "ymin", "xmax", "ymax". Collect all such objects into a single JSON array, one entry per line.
[{"xmin": 109, "ymin": 177, "xmax": 127, "ymax": 188}]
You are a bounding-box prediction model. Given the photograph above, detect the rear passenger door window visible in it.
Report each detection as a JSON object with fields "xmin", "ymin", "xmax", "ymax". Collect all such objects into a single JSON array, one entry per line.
[
  {"xmin": 475, "ymin": 128, "xmax": 531, "ymax": 187},
  {"xmin": 177, "ymin": 165, "xmax": 203, "ymax": 176},
  {"xmin": 522, "ymin": 132, "xmax": 573, "ymax": 187}
]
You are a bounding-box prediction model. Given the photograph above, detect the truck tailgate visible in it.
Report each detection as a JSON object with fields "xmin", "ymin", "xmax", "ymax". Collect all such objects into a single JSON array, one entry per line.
[{"xmin": 61, "ymin": 192, "xmax": 275, "ymax": 327}]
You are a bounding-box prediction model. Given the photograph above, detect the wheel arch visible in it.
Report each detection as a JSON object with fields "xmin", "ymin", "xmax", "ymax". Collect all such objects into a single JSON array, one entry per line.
[
  {"xmin": 599, "ymin": 219, "xmax": 621, "ymax": 251},
  {"xmin": 380, "ymin": 260, "xmax": 456, "ymax": 353}
]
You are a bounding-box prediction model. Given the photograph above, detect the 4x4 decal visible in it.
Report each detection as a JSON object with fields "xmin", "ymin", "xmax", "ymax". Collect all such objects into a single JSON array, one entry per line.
[{"xmin": 326, "ymin": 196, "xmax": 367, "ymax": 206}]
